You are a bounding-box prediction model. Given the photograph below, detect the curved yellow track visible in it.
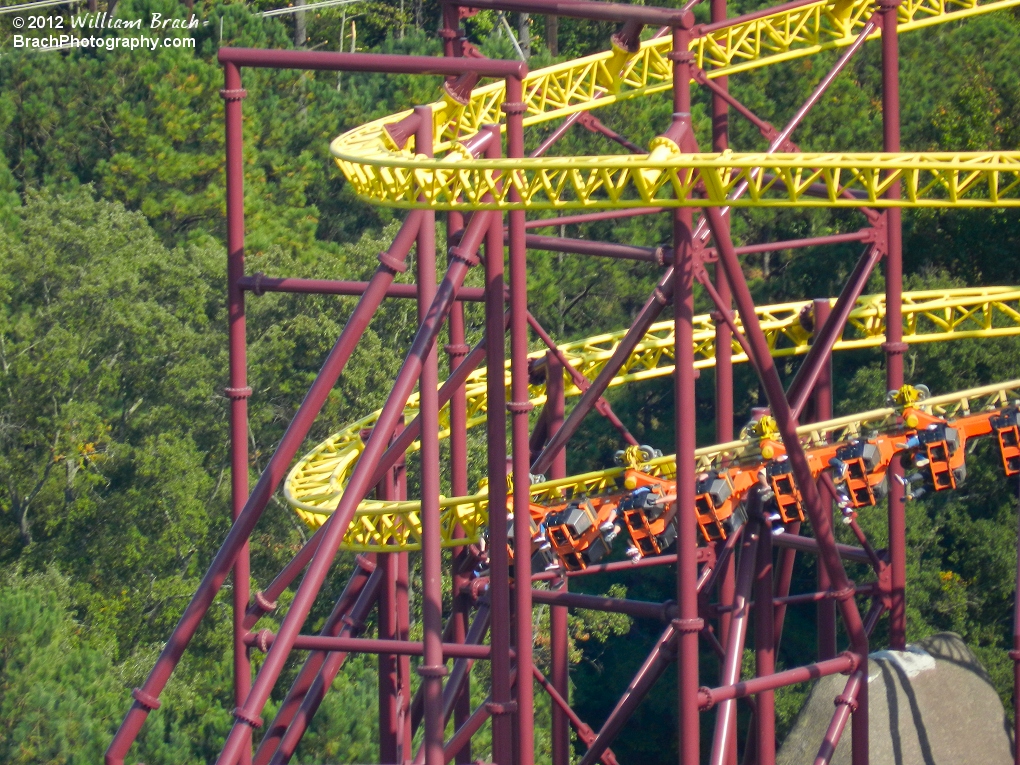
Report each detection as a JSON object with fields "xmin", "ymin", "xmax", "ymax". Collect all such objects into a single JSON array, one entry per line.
[
  {"xmin": 330, "ymin": 0, "xmax": 1020, "ymax": 211},
  {"xmin": 284, "ymin": 288, "xmax": 1020, "ymax": 550}
]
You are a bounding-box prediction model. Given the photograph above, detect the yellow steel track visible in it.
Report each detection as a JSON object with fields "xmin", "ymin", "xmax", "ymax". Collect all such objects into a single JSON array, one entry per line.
[
  {"xmin": 284, "ymin": 288, "xmax": 1020, "ymax": 550},
  {"xmin": 330, "ymin": 0, "xmax": 1020, "ymax": 211}
]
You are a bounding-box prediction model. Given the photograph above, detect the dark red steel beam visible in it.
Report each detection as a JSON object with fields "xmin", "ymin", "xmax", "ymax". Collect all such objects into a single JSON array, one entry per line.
[
  {"xmin": 105, "ymin": 74, "xmax": 429, "ymax": 765},
  {"xmin": 525, "ymin": 310, "xmax": 638, "ymax": 447},
  {"xmin": 883, "ymin": 0, "xmax": 907, "ymax": 658},
  {"xmin": 710, "ymin": 518, "xmax": 762, "ymax": 765},
  {"xmin": 215, "ymin": 198, "xmax": 506, "ymax": 765},
  {"xmin": 262, "ymin": 566, "xmax": 384, "ymax": 765},
  {"xmin": 785, "ymin": 243, "xmax": 884, "ymax": 420},
  {"xmin": 702, "ymin": 230, "xmax": 872, "ymax": 260},
  {"xmin": 533, "ymin": 666, "xmax": 619, "ymax": 765},
  {"xmin": 755, "ymin": 529, "xmax": 776, "ymax": 765},
  {"xmin": 523, "ymin": 234, "xmax": 666, "ymax": 263},
  {"xmin": 813, "ymin": 669, "xmax": 864, "ymax": 765},
  {"xmin": 239, "ymin": 275, "xmax": 487, "ymax": 302},
  {"xmin": 524, "ymin": 208, "xmax": 665, "ymax": 230},
  {"xmin": 577, "ymin": 623, "xmax": 679, "ymax": 765},
  {"xmin": 701, "ymin": 654, "xmax": 856, "ymax": 710},
  {"xmin": 506, "ymin": 73, "xmax": 537, "ymax": 765},
  {"xmin": 528, "ymin": 588, "xmax": 674, "ymax": 621},
  {"xmin": 528, "ymin": 546, "xmax": 715, "ymax": 582},
  {"xmin": 254, "ymin": 557, "xmax": 378, "ymax": 765},
  {"xmin": 246, "ymin": 633, "xmax": 496, "ymax": 659},
  {"xmin": 671, "ymin": 23, "xmax": 701, "ymax": 765},
  {"xmin": 545, "ymin": 352, "xmax": 571, "ymax": 765},
  {"xmin": 480, "ymin": 126, "xmax": 514, "ymax": 765},
  {"xmin": 771, "ymin": 532, "xmax": 871, "ymax": 566},
  {"xmin": 218, "ymin": 46, "xmax": 526, "ymax": 77},
  {"xmin": 224, "ymin": 59, "xmax": 253, "ymax": 765},
  {"xmin": 413, "ymin": 108, "xmax": 446, "ymax": 765},
  {"xmin": 705, "ymin": 205, "xmax": 872, "ymax": 674}
]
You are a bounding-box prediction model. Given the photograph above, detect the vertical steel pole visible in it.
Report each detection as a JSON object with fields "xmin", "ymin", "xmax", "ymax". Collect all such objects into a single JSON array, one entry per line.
[
  {"xmin": 223, "ymin": 61, "xmax": 253, "ymax": 765},
  {"xmin": 505, "ymin": 74, "xmax": 535, "ymax": 765},
  {"xmin": 415, "ymin": 107, "xmax": 447, "ymax": 765},
  {"xmin": 810, "ymin": 300, "xmax": 838, "ymax": 660},
  {"xmin": 482, "ymin": 121, "xmax": 514, "ymax": 765},
  {"xmin": 447, "ymin": 177, "xmax": 472, "ymax": 765},
  {"xmin": 379, "ymin": 548, "xmax": 400, "ymax": 763},
  {"xmin": 881, "ymin": 0, "xmax": 907, "ymax": 653},
  {"xmin": 671, "ymin": 18, "xmax": 700, "ymax": 765},
  {"xmin": 755, "ymin": 527, "xmax": 776, "ymax": 765},
  {"xmin": 709, "ymin": 3, "xmax": 736, "ymax": 762},
  {"xmin": 546, "ymin": 351, "xmax": 571, "ymax": 765}
]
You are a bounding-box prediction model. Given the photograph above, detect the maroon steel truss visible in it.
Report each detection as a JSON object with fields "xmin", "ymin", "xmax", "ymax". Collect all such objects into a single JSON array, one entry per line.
[{"xmin": 104, "ymin": 2, "xmax": 992, "ymax": 764}]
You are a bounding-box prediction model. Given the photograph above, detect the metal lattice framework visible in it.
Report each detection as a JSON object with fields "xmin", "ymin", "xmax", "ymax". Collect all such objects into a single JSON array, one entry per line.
[
  {"xmin": 286, "ymin": 287, "xmax": 1020, "ymax": 546},
  {"xmin": 106, "ymin": 2, "xmax": 1020, "ymax": 765}
]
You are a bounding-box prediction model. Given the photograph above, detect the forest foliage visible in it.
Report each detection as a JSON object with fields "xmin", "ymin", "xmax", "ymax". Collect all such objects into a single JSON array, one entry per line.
[{"xmin": 1, "ymin": 0, "xmax": 1020, "ymax": 762}]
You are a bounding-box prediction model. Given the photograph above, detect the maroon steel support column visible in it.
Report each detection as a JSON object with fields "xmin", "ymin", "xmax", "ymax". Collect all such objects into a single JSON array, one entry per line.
[
  {"xmin": 265, "ymin": 567, "xmax": 384, "ymax": 765},
  {"xmin": 546, "ymin": 351, "xmax": 571, "ymax": 765},
  {"xmin": 379, "ymin": 547, "xmax": 400, "ymax": 763},
  {"xmin": 482, "ymin": 122, "xmax": 514, "ymax": 765},
  {"xmin": 881, "ymin": 0, "xmax": 907, "ymax": 653},
  {"xmin": 256, "ymin": 558, "xmax": 377, "ymax": 765},
  {"xmin": 812, "ymin": 300, "xmax": 837, "ymax": 660},
  {"xmin": 755, "ymin": 527, "xmax": 776, "ymax": 765},
  {"xmin": 710, "ymin": 522, "xmax": 761, "ymax": 765},
  {"xmin": 415, "ymin": 107, "xmax": 447, "ymax": 765},
  {"xmin": 505, "ymin": 73, "xmax": 536, "ymax": 765},
  {"xmin": 221, "ymin": 61, "xmax": 254, "ymax": 765},
  {"xmin": 447, "ymin": 180, "xmax": 472, "ymax": 765},
  {"xmin": 709, "ymin": 7, "xmax": 736, "ymax": 763},
  {"xmin": 671, "ymin": 19, "xmax": 700, "ymax": 765}
]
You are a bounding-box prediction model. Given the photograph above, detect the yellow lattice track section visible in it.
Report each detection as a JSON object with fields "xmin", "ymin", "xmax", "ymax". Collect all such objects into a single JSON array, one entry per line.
[
  {"xmin": 284, "ymin": 288, "xmax": 1020, "ymax": 550},
  {"xmin": 330, "ymin": 0, "xmax": 1020, "ymax": 211}
]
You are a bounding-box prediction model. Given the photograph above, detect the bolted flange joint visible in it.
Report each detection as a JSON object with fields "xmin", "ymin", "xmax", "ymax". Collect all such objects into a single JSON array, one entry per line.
[
  {"xmin": 882, "ymin": 341, "xmax": 909, "ymax": 354},
  {"xmin": 838, "ymin": 650, "xmax": 861, "ymax": 674},
  {"xmin": 378, "ymin": 251, "xmax": 408, "ymax": 273},
  {"xmin": 255, "ymin": 628, "xmax": 274, "ymax": 653},
  {"xmin": 671, "ymin": 617, "xmax": 705, "ymax": 634},
  {"xmin": 500, "ymin": 101, "xmax": 527, "ymax": 115},
  {"xmin": 220, "ymin": 88, "xmax": 248, "ymax": 102},
  {"xmin": 667, "ymin": 49, "xmax": 696, "ymax": 65},
  {"xmin": 448, "ymin": 245, "xmax": 480, "ymax": 267},
  {"xmin": 224, "ymin": 386, "xmax": 252, "ymax": 400},
  {"xmin": 832, "ymin": 582, "xmax": 857, "ymax": 602},
  {"xmin": 1008, "ymin": 649, "xmax": 1020, "ymax": 662},
  {"xmin": 697, "ymin": 686, "xmax": 716, "ymax": 712},
  {"xmin": 233, "ymin": 707, "xmax": 264, "ymax": 729},
  {"xmin": 132, "ymin": 687, "xmax": 162, "ymax": 711},
  {"xmin": 445, "ymin": 343, "xmax": 471, "ymax": 357},
  {"xmin": 417, "ymin": 664, "xmax": 450, "ymax": 678},
  {"xmin": 485, "ymin": 700, "xmax": 518, "ymax": 715},
  {"xmin": 254, "ymin": 590, "xmax": 278, "ymax": 613},
  {"xmin": 507, "ymin": 400, "xmax": 534, "ymax": 414},
  {"xmin": 834, "ymin": 694, "xmax": 859, "ymax": 713}
]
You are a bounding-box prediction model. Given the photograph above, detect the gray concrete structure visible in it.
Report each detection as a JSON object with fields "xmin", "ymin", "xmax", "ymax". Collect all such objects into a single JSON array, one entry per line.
[{"xmin": 777, "ymin": 633, "xmax": 1014, "ymax": 765}]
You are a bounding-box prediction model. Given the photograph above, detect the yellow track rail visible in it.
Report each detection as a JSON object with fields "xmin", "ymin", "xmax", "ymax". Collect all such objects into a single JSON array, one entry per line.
[
  {"xmin": 330, "ymin": 0, "xmax": 1020, "ymax": 211},
  {"xmin": 284, "ymin": 288, "xmax": 1020, "ymax": 550}
]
